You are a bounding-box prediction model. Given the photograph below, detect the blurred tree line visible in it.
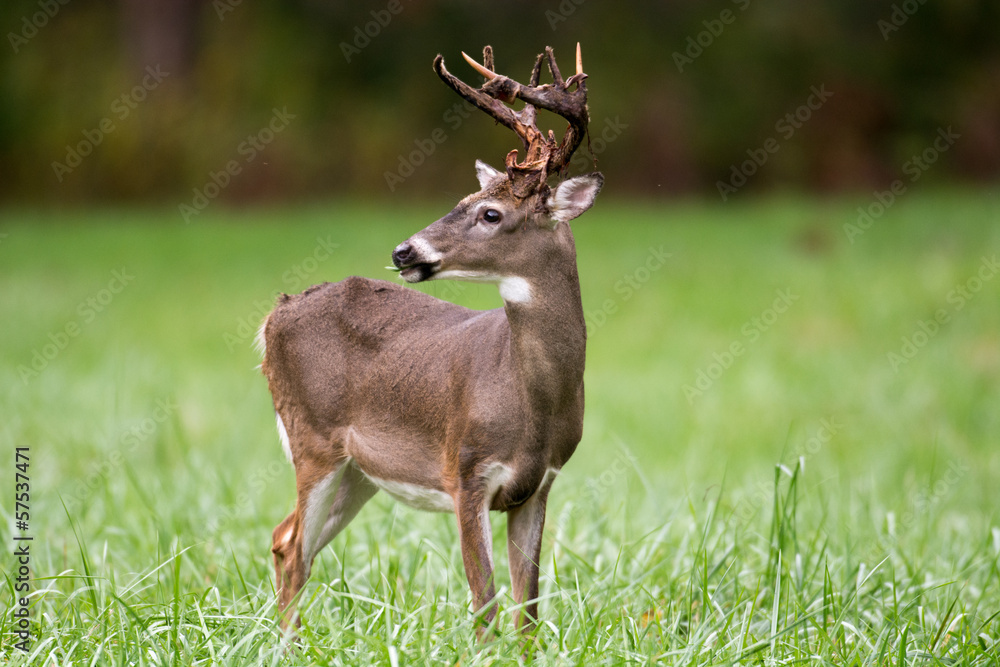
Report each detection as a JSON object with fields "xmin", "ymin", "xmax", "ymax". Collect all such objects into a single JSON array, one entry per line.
[{"xmin": 2, "ymin": 0, "xmax": 998, "ymax": 205}]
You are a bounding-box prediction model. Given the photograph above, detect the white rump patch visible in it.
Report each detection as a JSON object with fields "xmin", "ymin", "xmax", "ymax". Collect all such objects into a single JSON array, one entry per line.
[
  {"xmin": 365, "ymin": 475, "xmax": 455, "ymax": 513},
  {"xmin": 254, "ymin": 316, "xmax": 268, "ymax": 357},
  {"xmin": 276, "ymin": 413, "xmax": 293, "ymax": 463},
  {"xmin": 432, "ymin": 270, "xmax": 533, "ymax": 305}
]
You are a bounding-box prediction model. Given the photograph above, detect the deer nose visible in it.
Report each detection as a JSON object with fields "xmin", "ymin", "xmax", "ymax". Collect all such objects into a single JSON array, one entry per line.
[{"xmin": 392, "ymin": 242, "xmax": 415, "ymax": 268}]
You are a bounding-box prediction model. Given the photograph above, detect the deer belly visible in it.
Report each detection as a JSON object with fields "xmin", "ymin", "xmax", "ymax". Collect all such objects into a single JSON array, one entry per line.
[
  {"xmin": 344, "ymin": 426, "xmax": 452, "ymax": 511},
  {"xmin": 364, "ymin": 475, "xmax": 454, "ymax": 512}
]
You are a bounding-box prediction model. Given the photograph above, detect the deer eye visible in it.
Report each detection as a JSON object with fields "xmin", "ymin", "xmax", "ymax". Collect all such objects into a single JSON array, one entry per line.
[{"xmin": 482, "ymin": 208, "xmax": 502, "ymax": 224}]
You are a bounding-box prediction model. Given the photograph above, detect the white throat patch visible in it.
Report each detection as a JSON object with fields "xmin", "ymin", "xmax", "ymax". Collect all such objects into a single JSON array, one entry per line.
[
  {"xmin": 432, "ymin": 270, "xmax": 533, "ymax": 304},
  {"xmin": 498, "ymin": 277, "xmax": 532, "ymax": 304}
]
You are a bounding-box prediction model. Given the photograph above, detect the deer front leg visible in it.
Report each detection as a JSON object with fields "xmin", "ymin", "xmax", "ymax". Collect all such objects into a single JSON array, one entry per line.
[
  {"xmin": 455, "ymin": 489, "xmax": 498, "ymax": 635},
  {"xmin": 506, "ymin": 471, "xmax": 555, "ymax": 632}
]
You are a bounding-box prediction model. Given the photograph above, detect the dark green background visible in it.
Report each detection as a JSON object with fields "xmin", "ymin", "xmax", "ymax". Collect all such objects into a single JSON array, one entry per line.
[{"xmin": 3, "ymin": 0, "xmax": 999, "ymax": 204}]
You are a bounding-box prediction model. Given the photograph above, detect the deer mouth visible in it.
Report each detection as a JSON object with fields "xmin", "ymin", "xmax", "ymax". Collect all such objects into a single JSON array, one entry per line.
[{"xmin": 399, "ymin": 261, "xmax": 441, "ymax": 283}]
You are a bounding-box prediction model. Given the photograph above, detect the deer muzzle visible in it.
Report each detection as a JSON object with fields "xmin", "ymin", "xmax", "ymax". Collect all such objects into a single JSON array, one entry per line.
[{"xmin": 392, "ymin": 239, "xmax": 441, "ymax": 283}]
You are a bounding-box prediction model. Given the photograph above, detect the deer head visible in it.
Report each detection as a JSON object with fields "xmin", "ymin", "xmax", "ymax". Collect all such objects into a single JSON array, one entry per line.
[{"xmin": 391, "ymin": 45, "xmax": 603, "ymax": 303}]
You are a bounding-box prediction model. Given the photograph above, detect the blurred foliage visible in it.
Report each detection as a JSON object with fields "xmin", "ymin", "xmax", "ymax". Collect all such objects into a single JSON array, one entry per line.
[{"xmin": 1, "ymin": 0, "xmax": 999, "ymax": 205}]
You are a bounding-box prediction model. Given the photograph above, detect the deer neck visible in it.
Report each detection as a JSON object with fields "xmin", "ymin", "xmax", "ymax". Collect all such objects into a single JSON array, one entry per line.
[{"xmin": 501, "ymin": 235, "xmax": 586, "ymax": 413}]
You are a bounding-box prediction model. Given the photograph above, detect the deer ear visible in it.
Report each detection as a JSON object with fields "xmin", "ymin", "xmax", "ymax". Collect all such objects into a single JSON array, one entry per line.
[
  {"xmin": 548, "ymin": 173, "xmax": 604, "ymax": 224},
  {"xmin": 475, "ymin": 160, "xmax": 503, "ymax": 190}
]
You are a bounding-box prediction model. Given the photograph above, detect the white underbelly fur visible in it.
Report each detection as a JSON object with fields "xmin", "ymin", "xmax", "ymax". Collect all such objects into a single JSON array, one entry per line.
[
  {"xmin": 364, "ymin": 475, "xmax": 455, "ymax": 512},
  {"xmin": 362, "ymin": 464, "xmax": 558, "ymax": 514},
  {"xmin": 275, "ymin": 414, "xmax": 560, "ymax": 515}
]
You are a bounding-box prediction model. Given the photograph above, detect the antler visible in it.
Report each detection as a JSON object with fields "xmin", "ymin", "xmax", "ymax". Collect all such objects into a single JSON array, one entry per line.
[{"xmin": 433, "ymin": 44, "xmax": 590, "ymax": 197}]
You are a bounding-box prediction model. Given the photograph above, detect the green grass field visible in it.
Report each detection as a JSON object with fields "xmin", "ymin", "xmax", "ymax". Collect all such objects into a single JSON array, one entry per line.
[{"xmin": 2, "ymin": 190, "xmax": 999, "ymax": 665}]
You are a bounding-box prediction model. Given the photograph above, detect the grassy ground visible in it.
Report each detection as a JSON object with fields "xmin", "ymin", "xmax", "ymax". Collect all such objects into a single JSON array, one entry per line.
[{"xmin": 1, "ymin": 190, "xmax": 998, "ymax": 665}]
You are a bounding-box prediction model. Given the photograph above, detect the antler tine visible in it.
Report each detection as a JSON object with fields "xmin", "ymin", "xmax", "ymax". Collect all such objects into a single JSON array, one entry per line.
[
  {"xmin": 565, "ymin": 42, "xmax": 587, "ymax": 89},
  {"xmin": 435, "ymin": 54, "xmax": 507, "ymax": 120},
  {"xmin": 512, "ymin": 46, "xmax": 590, "ymax": 174},
  {"xmin": 434, "ymin": 53, "xmax": 538, "ymax": 154},
  {"xmin": 434, "ymin": 45, "xmax": 591, "ymax": 191},
  {"xmin": 529, "ymin": 52, "xmax": 544, "ymax": 87},
  {"xmin": 461, "ymin": 51, "xmax": 497, "ymax": 81},
  {"xmin": 543, "ymin": 46, "xmax": 564, "ymax": 88}
]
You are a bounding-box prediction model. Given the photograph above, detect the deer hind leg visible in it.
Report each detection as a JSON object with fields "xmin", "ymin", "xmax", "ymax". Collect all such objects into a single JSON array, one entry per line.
[
  {"xmin": 312, "ymin": 460, "xmax": 378, "ymax": 556},
  {"xmin": 272, "ymin": 454, "xmax": 350, "ymax": 629},
  {"xmin": 272, "ymin": 511, "xmax": 300, "ymax": 623}
]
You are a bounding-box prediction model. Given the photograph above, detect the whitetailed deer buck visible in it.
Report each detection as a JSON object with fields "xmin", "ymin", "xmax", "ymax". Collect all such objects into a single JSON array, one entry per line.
[{"xmin": 260, "ymin": 44, "xmax": 603, "ymax": 635}]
